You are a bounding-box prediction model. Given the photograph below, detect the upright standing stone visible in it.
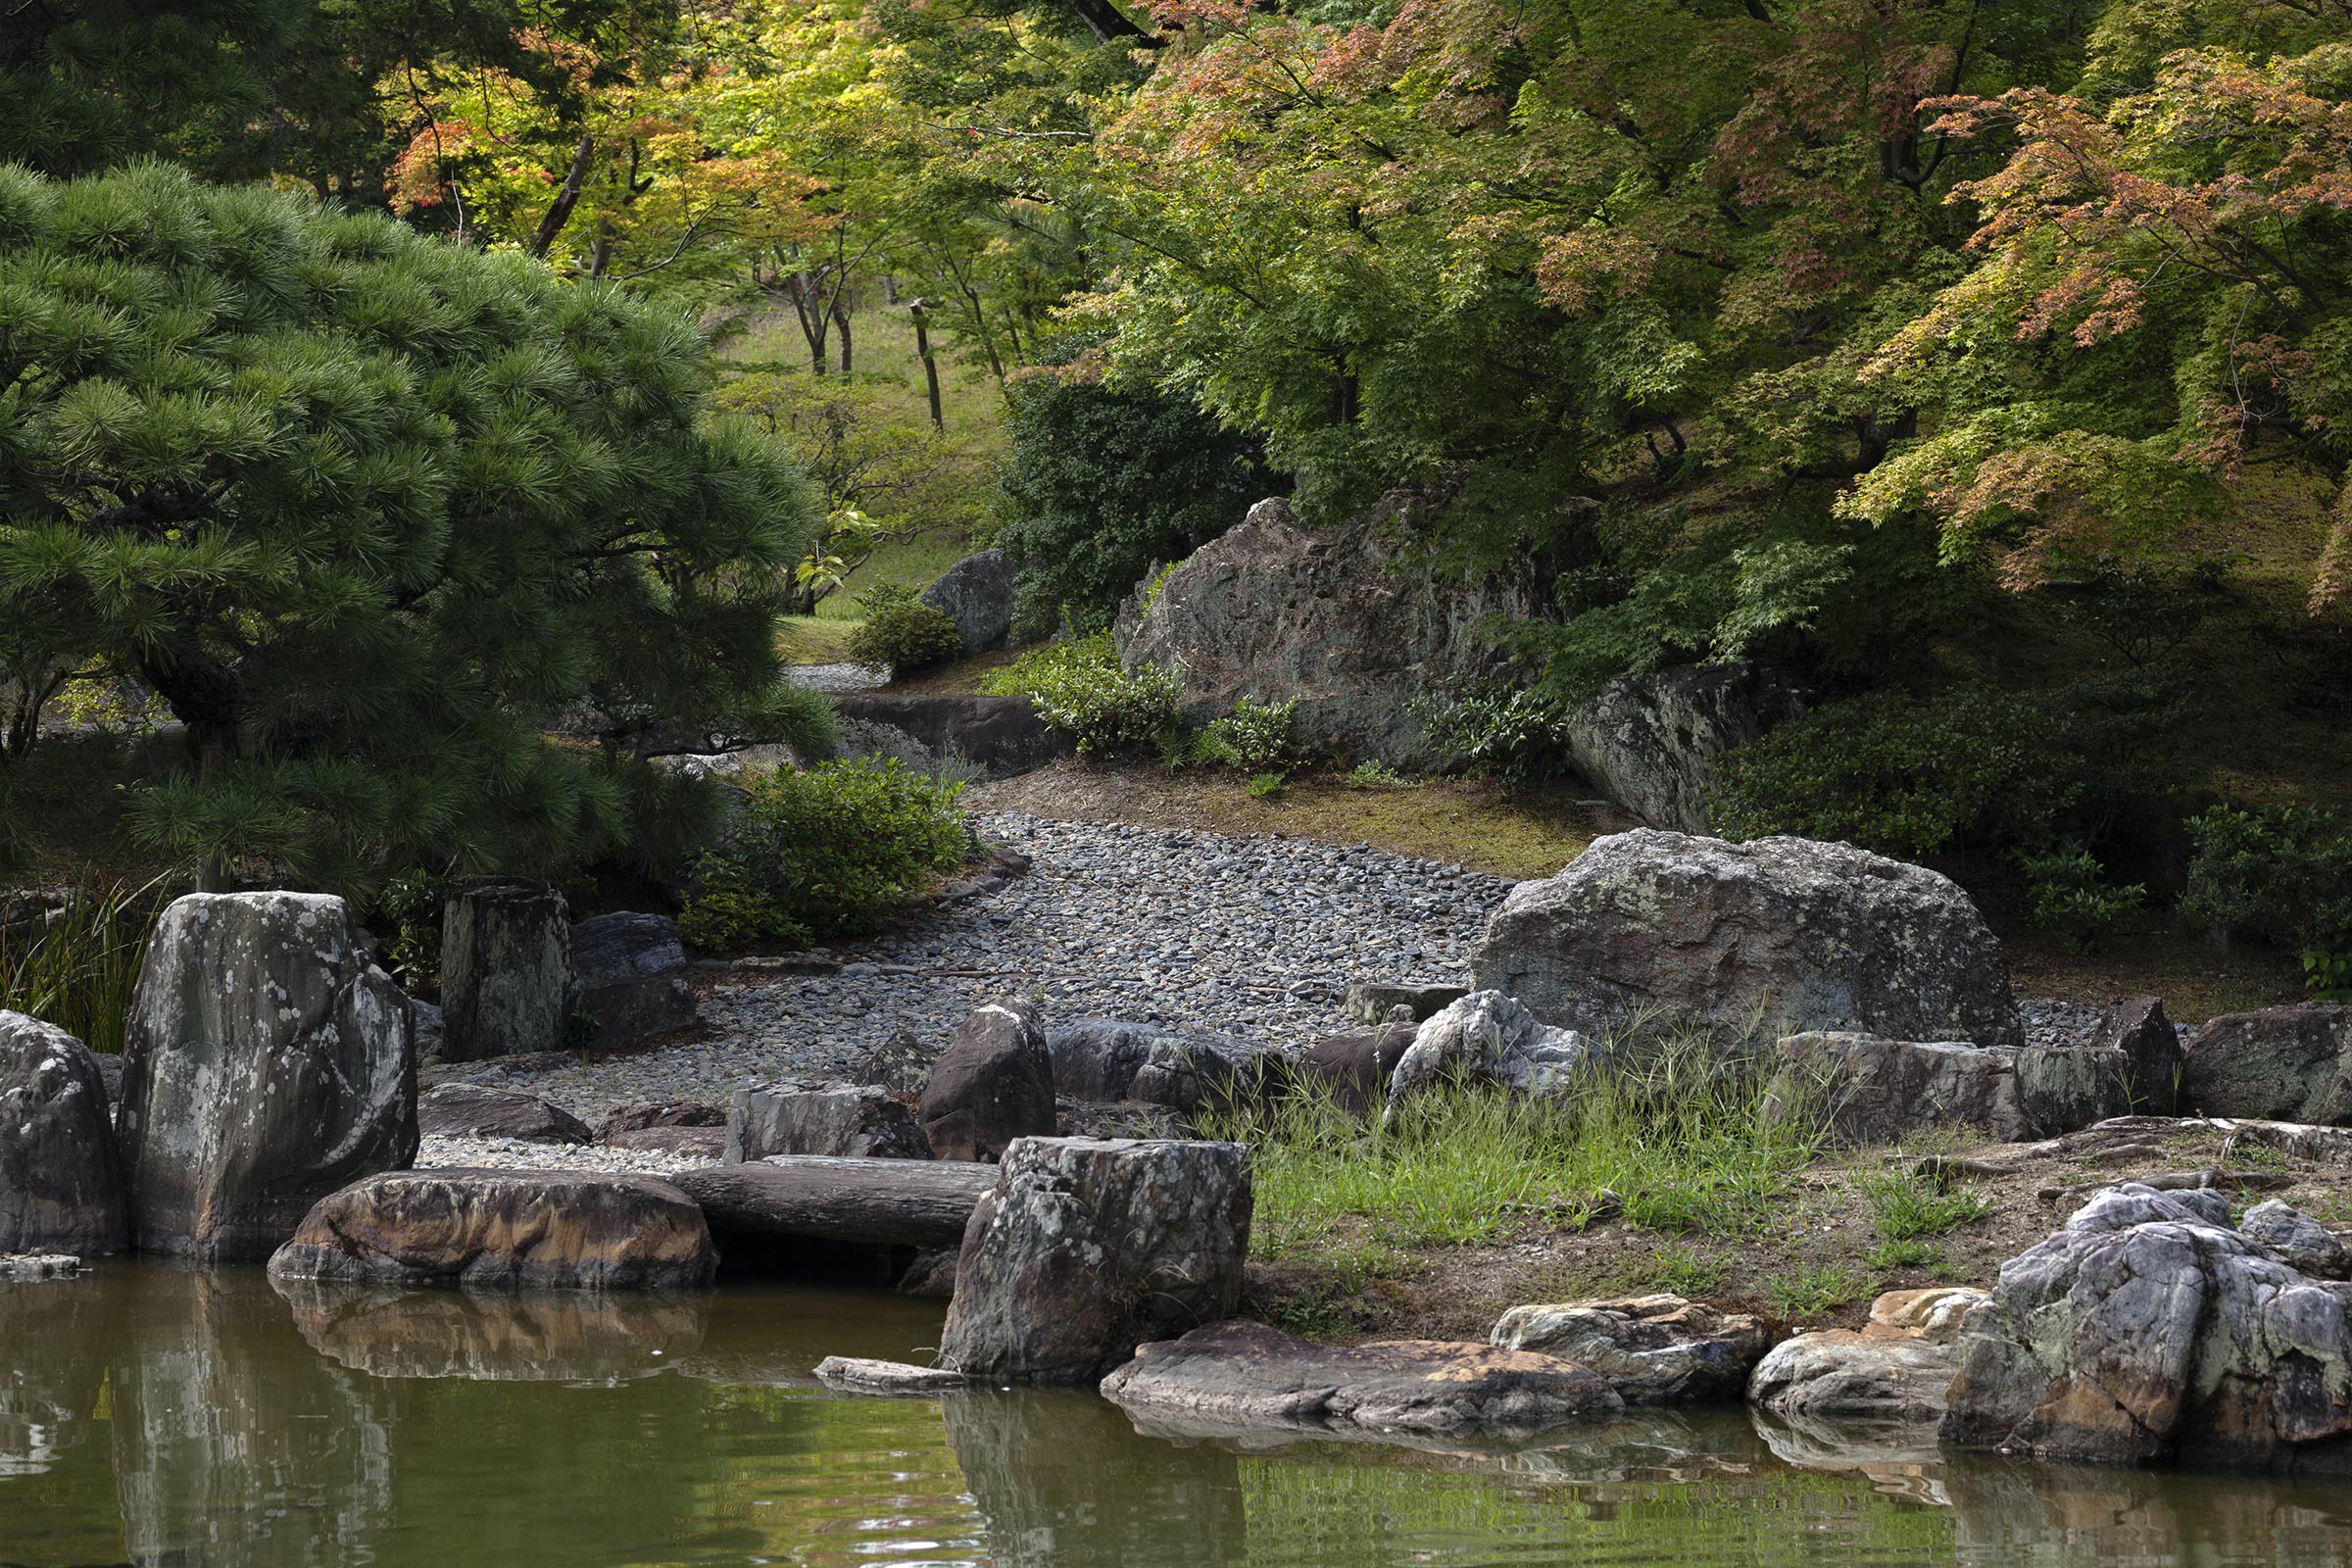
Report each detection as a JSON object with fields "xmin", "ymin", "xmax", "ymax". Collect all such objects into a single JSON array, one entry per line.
[
  {"xmin": 919, "ymin": 549, "xmax": 1017, "ymax": 654},
  {"xmin": 939, "ymin": 1136, "xmax": 1251, "ymax": 1385},
  {"xmin": 440, "ymin": 879, "xmax": 572, "ymax": 1062},
  {"xmin": 569, "ymin": 911, "xmax": 697, "ymax": 1048},
  {"xmin": 920, "ymin": 1001, "xmax": 1055, "ymax": 1161},
  {"xmin": 118, "ymin": 893, "xmax": 416, "ymax": 1262},
  {"xmin": 0, "ymin": 1011, "xmax": 126, "ymax": 1255}
]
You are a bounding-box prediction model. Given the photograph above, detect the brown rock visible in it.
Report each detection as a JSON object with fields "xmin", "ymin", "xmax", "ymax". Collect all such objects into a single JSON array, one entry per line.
[
  {"xmin": 416, "ymin": 1082, "xmax": 591, "ymax": 1145},
  {"xmin": 920, "ymin": 1001, "xmax": 1054, "ymax": 1161}
]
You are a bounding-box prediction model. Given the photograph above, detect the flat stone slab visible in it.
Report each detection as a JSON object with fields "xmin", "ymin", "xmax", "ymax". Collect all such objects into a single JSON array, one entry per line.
[
  {"xmin": 670, "ymin": 1156, "xmax": 998, "ymax": 1250},
  {"xmin": 1101, "ymin": 1318, "xmax": 1625, "ymax": 1438},
  {"xmin": 815, "ymin": 1356, "xmax": 969, "ymax": 1395},
  {"xmin": 268, "ymin": 1168, "xmax": 716, "ymax": 1293},
  {"xmin": 0, "ymin": 1253, "xmax": 79, "ymax": 1283}
]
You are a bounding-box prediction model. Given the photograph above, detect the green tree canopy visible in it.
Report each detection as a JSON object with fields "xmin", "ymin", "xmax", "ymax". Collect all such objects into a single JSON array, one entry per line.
[{"xmin": 0, "ymin": 162, "xmax": 824, "ymax": 889}]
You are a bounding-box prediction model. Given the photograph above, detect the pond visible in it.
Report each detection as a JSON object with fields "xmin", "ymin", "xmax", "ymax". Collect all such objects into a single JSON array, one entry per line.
[{"xmin": 2, "ymin": 1263, "xmax": 2344, "ymax": 1568}]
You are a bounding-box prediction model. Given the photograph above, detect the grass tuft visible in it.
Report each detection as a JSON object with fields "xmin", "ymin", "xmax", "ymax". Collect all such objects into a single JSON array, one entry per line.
[
  {"xmin": 0, "ymin": 872, "xmax": 166, "ymax": 1054},
  {"xmin": 1856, "ymin": 1170, "xmax": 1995, "ymax": 1241}
]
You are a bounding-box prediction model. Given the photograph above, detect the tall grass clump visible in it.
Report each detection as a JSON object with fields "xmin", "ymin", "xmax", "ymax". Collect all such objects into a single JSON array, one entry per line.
[
  {"xmin": 0, "ymin": 874, "xmax": 166, "ymax": 1054},
  {"xmin": 1205, "ymin": 1028, "xmax": 1830, "ymax": 1274}
]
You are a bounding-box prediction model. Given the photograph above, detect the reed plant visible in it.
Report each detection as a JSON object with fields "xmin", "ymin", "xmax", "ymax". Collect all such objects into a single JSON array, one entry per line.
[{"xmin": 0, "ymin": 874, "xmax": 167, "ymax": 1054}]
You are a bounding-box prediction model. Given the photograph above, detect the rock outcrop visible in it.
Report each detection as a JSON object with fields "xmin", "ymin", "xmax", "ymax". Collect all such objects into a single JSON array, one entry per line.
[
  {"xmin": 1748, "ymin": 1287, "xmax": 1989, "ymax": 1423},
  {"xmin": 1472, "ymin": 830, "xmax": 2023, "ymax": 1048},
  {"xmin": 1101, "ymin": 1319, "xmax": 1623, "ymax": 1437},
  {"xmin": 1491, "ymin": 1295, "xmax": 1768, "ymax": 1403},
  {"xmin": 1769, "ymin": 1034, "xmax": 2028, "ymax": 1144},
  {"xmin": 118, "ymin": 893, "xmax": 416, "ymax": 1262},
  {"xmin": 439, "ymin": 879, "xmax": 572, "ymax": 1061},
  {"xmin": 1565, "ymin": 662, "xmax": 1806, "ymax": 834},
  {"xmin": 920, "ymin": 1001, "xmax": 1056, "ymax": 1161},
  {"xmin": 0, "ymin": 1011, "xmax": 126, "ymax": 1255},
  {"xmin": 940, "ymin": 1137, "xmax": 1251, "ymax": 1385},
  {"xmin": 416, "ymin": 1083, "xmax": 592, "ymax": 1145},
  {"xmin": 1045, "ymin": 1019, "xmax": 1290, "ymax": 1119},
  {"xmin": 569, "ymin": 912, "xmax": 697, "ymax": 1048},
  {"xmin": 1386, "ymin": 990, "xmax": 1593, "ymax": 1106},
  {"xmin": 727, "ymin": 1081, "xmax": 931, "ymax": 1161},
  {"xmin": 2182, "ymin": 1004, "xmax": 2352, "ymax": 1124},
  {"xmin": 268, "ymin": 1169, "xmax": 715, "ymax": 1293},
  {"xmin": 1114, "ymin": 494, "xmax": 1536, "ymax": 768},
  {"xmin": 919, "ymin": 549, "xmax": 1017, "ymax": 654},
  {"xmin": 1942, "ymin": 1185, "xmax": 2352, "ymax": 1471},
  {"xmin": 832, "ymin": 694, "xmax": 1070, "ymax": 777}
]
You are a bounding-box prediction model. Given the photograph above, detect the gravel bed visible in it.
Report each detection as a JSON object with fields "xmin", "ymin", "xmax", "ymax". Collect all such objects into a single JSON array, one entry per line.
[
  {"xmin": 416, "ymin": 1133, "xmax": 720, "ymax": 1177},
  {"xmin": 2020, "ymin": 998, "xmax": 2193, "ymax": 1053},
  {"xmin": 783, "ymin": 662, "xmax": 886, "ymax": 695},
  {"xmin": 515, "ymin": 810, "xmax": 1515, "ymax": 1116}
]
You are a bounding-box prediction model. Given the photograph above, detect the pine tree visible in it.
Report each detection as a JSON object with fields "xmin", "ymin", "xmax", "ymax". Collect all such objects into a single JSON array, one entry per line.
[{"xmin": 0, "ymin": 162, "xmax": 826, "ymax": 890}]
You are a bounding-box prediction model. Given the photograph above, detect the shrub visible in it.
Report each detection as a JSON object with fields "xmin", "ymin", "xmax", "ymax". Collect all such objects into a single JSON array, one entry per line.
[
  {"xmin": 2021, "ymin": 844, "xmax": 2147, "ymax": 956},
  {"xmin": 846, "ymin": 587, "xmax": 965, "ymax": 675},
  {"xmin": 978, "ymin": 632, "xmax": 1181, "ymax": 756},
  {"xmin": 1709, "ymin": 687, "xmax": 2075, "ymax": 859},
  {"xmin": 1245, "ymin": 771, "xmax": 1290, "ymax": 800},
  {"xmin": 1413, "ymin": 685, "xmax": 1578, "ymax": 782},
  {"xmin": 1346, "ymin": 760, "xmax": 1416, "ymax": 791},
  {"xmin": 1203, "ymin": 697, "xmax": 1298, "ymax": 771},
  {"xmin": 677, "ymin": 758, "xmax": 971, "ymax": 950},
  {"xmin": 2184, "ymin": 804, "xmax": 2352, "ymax": 1000}
]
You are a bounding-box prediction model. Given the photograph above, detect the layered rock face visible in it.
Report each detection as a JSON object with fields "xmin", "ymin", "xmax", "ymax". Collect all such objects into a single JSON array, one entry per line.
[
  {"xmin": 1472, "ymin": 830, "xmax": 2023, "ymax": 1048},
  {"xmin": 268, "ymin": 1169, "xmax": 715, "ymax": 1292},
  {"xmin": 439, "ymin": 879, "xmax": 572, "ymax": 1061},
  {"xmin": 118, "ymin": 893, "xmax": 416, "ymax": 1262},
  {"xmin": 728, "ymin": 1081, "xmax": 931, "ymax": 1161},
  {"xmin": 1114, "ymin": 494, "xmax": 1536, "ymax": 767},
  {"xmin": 1942, "ymin": 1185, "xmax": 2352, "ymax": 1471},
  {"xmin": 1565, "ymin": 662, "xmax": 1807, "ymax": 833},
  {"xmin": 920, "ymin": 1001, "xmax": 1056, "ymax": 1161},
  {"xmin": 416, "ymin": 1083, "xmax": 591, "ymax": 1145},
  {"xmin": 0, "ymin": 1011, "xmax": 126, "ymax": 1255},
  {"xmin": 940, "ymin": 1137, "xmax": 1251, "ymax": 1385},
  {"xmin": 2182, "ymin": 1004, "xmax": 2352, "ymax": 1123}
]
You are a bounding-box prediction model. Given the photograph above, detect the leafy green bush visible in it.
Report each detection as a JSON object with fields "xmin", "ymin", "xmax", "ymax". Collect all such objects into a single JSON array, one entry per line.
[
  {"xmin": 1413, "ymin": 685, "xmax": 1578, "ymax": 782},
  {"xmin": 1347, "ymin": 760, "xmax": 1417, "ymax": 791},
  {"xmin": 1710, "ymin": 688, "xmax": 2075, "ymax": 859},
  {"xmin": 978, "ymin": 632, "xmax": 1181, "ymax": 756},
  {"xmin": 678, "ymin": 759, "xmax": 971, "ymax": 950},
  {"xmin": 2021, "ymin": 844, "xmax": 2147, "ymax": 956},
  {"xmin": 1203, "ymin": 697, "xmax": 1298, "ymax": 771},
  {"xmin": 846, "ymin": 586, "xmax": 965, "ymax": 675},
  {"xmin": 1245, "ymin": 771, "xmax": 1290, "ymax": 800},
  {"xmin": 2184, "ymin": 805, "xmax": 2352, "ymax": 1000}
]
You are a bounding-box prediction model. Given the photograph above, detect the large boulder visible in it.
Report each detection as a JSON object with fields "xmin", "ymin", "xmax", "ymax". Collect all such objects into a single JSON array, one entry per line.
[
  {"xmin": 1387, "ymin": 990, "xmax": 1594, "ymax": 1106},
  {"xmin": 919, "ymin": 548, "xmax": 1016, "ymax": 654},
  {"xmin": 1565, "ymin": 662, "xmax": 1807, "ymax": 833},
  {"xmin": 1490, "ymin": 1295, "xmax": 1768, "ymax": 1403},
  {"xmin": 1045, "ymin": 1019, "xmax": 1291, "ymax": 1119},
  {"xmin": 1113, "ymin": 494, "xmax": 1537, "ymax": 767},
  {"xmin": 416, "ymin": 1082, "xmax": 592, "ymax": 1145},
  {"xmin": 1472, "ymin": 830, "xmax": 2023, "ymax": 1048},
  {"xmin": 569, "ymin": 912, "xmax": 697, "ymax": 1048},
  {"xmin": 727, "ymin": 1081, "xmax": 931, "ymax": 1161},
  {"xmin": 939, "ymin": 1136, "xmax": 1251, "ymax": 1385},
  {"xmin": 0, "ymin": 1011, "xmax": 126, "ymax": 1255},
  {"xmin": 2182, "ymin": 1004, "xmax": 2352, "ymax": 1123},
  {"xmin": 118, "ymin": 893, "xmax": 416, "ymax": 1262},
  {"xmin": 1101, "ymin": 1319, "xmax": 1623, "ymax": 1438},
  {"xmin": 832, "ymin": 693, "xmax": 1069, "ymax": 776},
  {"xmin": 268, "ymin": 1169, "xmax": 715, "ymax": 1292},
  {"xmin": 1768, "ymin": 1034, "xmax": 2027, "ymax": 1144},
  {"xmin": 920, "ymin": 1001, "xmax": 1056, "ymax": 1161},
  {"xmin": 1941, "ymin": 1184, "xmax": 2352, "ymax": 1471},
  {"xmin": 439, "ymin": 878, "xmax": 572, "ymax": 1062},
  {"xmin": 1748, "ymin": 1287, "xmax": 1989, "ymax": 1423}
]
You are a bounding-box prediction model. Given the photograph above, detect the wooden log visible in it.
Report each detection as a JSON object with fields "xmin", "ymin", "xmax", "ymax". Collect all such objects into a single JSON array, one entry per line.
[{"xmin": 671, "ymin": 1157, "xmax": 996, "ymax": 1250}]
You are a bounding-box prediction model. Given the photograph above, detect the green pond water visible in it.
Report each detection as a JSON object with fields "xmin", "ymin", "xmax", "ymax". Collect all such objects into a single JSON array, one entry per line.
[{"xmin": 2, "ymin": 1263, "xmax": 2347, "ymax": 1568}]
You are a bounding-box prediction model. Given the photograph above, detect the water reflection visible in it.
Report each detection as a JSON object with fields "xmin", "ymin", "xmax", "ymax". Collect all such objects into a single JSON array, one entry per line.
[{"xmin": 0, "ymin": 1263, "xmax": 2348, "ymax": 1568}]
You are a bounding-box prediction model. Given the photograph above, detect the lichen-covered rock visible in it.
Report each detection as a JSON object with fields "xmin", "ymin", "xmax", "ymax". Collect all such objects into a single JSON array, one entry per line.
[
  {"xmin": 1748, "ymin": 1287, "xmax": 1989, "ymax": 1423},
  {"xmin": 416, "ymin": 1082, "xmax": 592, "ymax": 1145},
  {"xmin": 920, "ymin": 1001, "xmax": 1055, "ymax": 1161},
  {"xmin": 815, "ymin": 1356, "xmax": 969, "ymax": 1395},
  {"xmin": 118, "ymin": 893, "xmax": 416, "ymax": 1262},
  {"xmin": 1565, "ymin": 662, "xmax": 1807, "ymax": 833},
  {"xmin": 2012, "ymin": 1042, "xmax": 2136, "ymax": 1139},
  {"xmin": 1472, "ymin": 830, "xmax": 2022, "ymax": 1047},
  {"xmin": 2182, "ymin": 1004, "xmax": 2352, "ymax": 1124},
  {"xmin": 940, "ymin": 1136, "xmax": 1251, "ymax": 1384},
  {"xmin": 1046, "ymin": 1019, "xmax": 1291, "ymax": 1117},
  {"xmin": 1490, "ymin": 1295, "xmax": 1768, "ymax": 1403},
  {"xmin": 1387, "ymin": 991, "xmax": 1593, "ymax": 1106},
  {"xmin": 268, "ymin": 1169, "xmax": 715, "ymax": 1292},
  {"xmin": 1769, "ymin": 1033, "xmax": 2027, "ymax": 1143},
  {"xmin": 439, "ymin": 879, "xmax": 573, "ymax": 1062},
  {"xmin": 1113, "ymin": 494, "xmax": 1536, "ymax": 767},
  {"xmin": 569, "ymin": 912, "xmax": 697, "ymax": 1048},
  {"xmin": 728, "ymin": 1080, "xmax": 931, "ymax": 1161},
  {"xmin": 0, "ymin": 1011, "xmax": 126, "ymax": 1255},
  {"xmin": 1941, "ymin": 1184, "xmax": 2352, "ymax": 1471},
  {"xmin": 919, "ymin": 549, "xmax": 1016, "ymax": 654},
  {"xmin": 1101, "ymin": 1319, "xmax": 1623, "ymax": 1437},
  {"xmin": 2240, "ymin": 1200, "xmax": 2352, "ymax": 1280}
]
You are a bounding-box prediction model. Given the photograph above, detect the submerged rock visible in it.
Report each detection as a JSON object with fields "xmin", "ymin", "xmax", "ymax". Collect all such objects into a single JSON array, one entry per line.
[
  {"xmin": 1101, "ymin": 1319, "xmax": 1624, "ymax": 1437},
  {"xmin": 920, "ymin": 1001, "xmax": 1055, "ymax": 1161},
  {"xmin": 1472, "ymin": 830, "xmax": 2022, "ymax": 1048},
  {"xmin": 280, "ymin": 1279, "xmax": 708, "ymax": 1379},
  {"xmin": 0, "ymin": 1011, "xmax": 126, "ymax": 1255},
  {"xmin": 1490, "ymin": 1295, "xmax": 1768, "ymax": 1403},
  {"xmin": 0, "ymin": 1253, "xmax": 80, "ymax": 1283},
  {"xmin": 815, "ymin": 1356, "xmax": 969, "ymax": 1395},
  {"xmin": 268, "ymin": 1168, "xmax": 715, "ymax": 1293},
  {"xmin": 118, "ymin": 893, "xmax": 416, "ymax": 1262},
  {"xmin": 1747, "ymin": 1287, "xmax": 1989, "ymax": 1424}
]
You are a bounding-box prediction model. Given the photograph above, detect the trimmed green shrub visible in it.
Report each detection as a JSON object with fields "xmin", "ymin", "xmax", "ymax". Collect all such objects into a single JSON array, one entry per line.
[
  {"xmin": 678, "ymin": 758, "xmax": 971, "ymax": 950},
  {"xmin": 978, "ymin": 632, "xmax": 1181, "ymax": 756},
  {"xmin": 1709, "ymin": 688, "xmax": 2075, "ymax": 859},
  {"xmin": 2020, "ymin": 844, "xmax": 2146, "ymax": 956},
  {"xmin": 1413, "ymin": 685, "xmax": 1578, "ymax": 782},
  {"xmin": 2184, "ymin": 804, "xmax": 2352, "ymax": 999},
  {"xmin": 1203, "ymin": 697, "xmax": 1298, "ymax": 772},
  {"xmin": 846, "ymin": 586, "xmax": 965, "ymax": 675}
]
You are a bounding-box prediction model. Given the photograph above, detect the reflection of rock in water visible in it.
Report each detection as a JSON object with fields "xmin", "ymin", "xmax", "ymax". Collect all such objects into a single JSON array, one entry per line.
[
  {"xmin": 109, "ymin": 1265, "xmax": 396, "ymax": 1568},
  {"xmin": 275, "ymin": 1280, "xmax": 708, "ymax": 1383},
  {"xmin": 1751, "ymin": 1409, "xmax": 1950, "ymax": 1506},
  {"xmin": 942, "ymin": 1387, "xmax": 1250, "ymax": 1566},
  {"xmin": 0, "ymin": 1273, "xmax": 118, "ymax": 1478},
  {"xmin": 1944, "ymin": 1453, "xmax": 2352, "ymax": 1562}
]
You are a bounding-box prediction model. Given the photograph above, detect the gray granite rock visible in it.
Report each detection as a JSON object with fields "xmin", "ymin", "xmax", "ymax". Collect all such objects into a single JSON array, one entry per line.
[
  {"xmin": 440, "ymin": 879, "xmax": 572, "ymax": 1061},
  {"xmin": 0, "ymin": 1011, "xmax": 126, "ymax": 1255},
  {"xmin": 2183, "ymin": 1004, "xmax": 2352, "ymax": 1124},
  {"xmin": 570, "ymin": 912, "xmax": 697, "ymax": 1048},
  {"xmin": 728, "ymin": 1080, "xmax": 931, "ymax": 1161},
  {"xmin": 1565, "ymin": 662, "xmax": 1806, "ymax": 833},
  {"xmin": 920, "ymin": 549, "xmax": 1017, "ymax": 654}
]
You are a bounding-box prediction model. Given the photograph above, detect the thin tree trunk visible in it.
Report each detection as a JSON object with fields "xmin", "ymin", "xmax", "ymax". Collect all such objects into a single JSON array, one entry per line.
[
  {"xmin": 835, "ymin": 301, "xmax": 853, "ymax": 375},
  {"xmin": 528, "ymin": 134, "xmax": 595, "ymax": 259},
  {"xmin": 911, "ymin": 303, "xmax": 945, "ymax": 430}
]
